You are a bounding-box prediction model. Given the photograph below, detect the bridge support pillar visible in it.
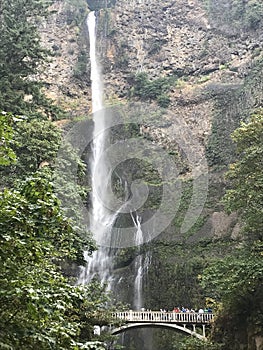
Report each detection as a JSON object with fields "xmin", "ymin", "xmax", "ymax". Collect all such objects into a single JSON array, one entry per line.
[
  {"xmin": 192, "ymin": 325, "xmax": 196, "ymax": 333},
  {"xmin": 129, "ymin": 310, "xmax": 133, "ymax": 321},
  {"xmin": 202, "ymin": 325, "xmax": 206, "ymax": 338}
]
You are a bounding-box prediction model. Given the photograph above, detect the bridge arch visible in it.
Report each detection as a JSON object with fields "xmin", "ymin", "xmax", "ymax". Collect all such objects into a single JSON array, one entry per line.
[{"xmin": 111, "ymin": 322, "xmax": 206, "ymax": 340}]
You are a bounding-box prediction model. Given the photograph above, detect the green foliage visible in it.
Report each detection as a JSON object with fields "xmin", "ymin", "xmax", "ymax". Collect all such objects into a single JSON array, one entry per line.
[
  {"xmin": 87, "ymin": 0, "xmax": 116, "ymax": 11},
  {"xmin": 15, "ymin": 119, "xmax": 61, "ymax": 175},
  {"xmin": 74, "ymin": 51, "xmax": 89, "ymax": 79},
  {"xmin": 174, "ymin": 337, "xmax": 223, "ymax": 349},
  {"xmin": 0, "ymin": 118, "xmax": 62, "ymax": 187},
  {"xmin": 129, "ymin": 72, "xmax": 173, "ymax": 107},
  {"xmin": 0, "ymin": 115, "xmax": 94, "ymax": 260},
  {"xmin": 0, "ymin": 169, "xmax": 115, "ymax": 349},
  {"xmin": 0, "ymin": 112, "xmax": 16, "ymax": 166},
  {"xmin": 0, "ymin": 0, "xmax": 64, "ymax": 119},
  {"xmin": 157, "ymin": 94, "xmax": 171, "ymax": 108},
  {"xmin": 203, "ymin": 0, "xmax": 263, "ymax": 31},
  {"xmin": 201, "ymin": 242, "xmax": 263, "ymax": 303},
  {"xmin": 223, "ymin": 111, "xmax": 263, "ymax": 239},
  {"xmin": 201, "ymin": 242, "xmax": 263, "ymax": 348},
  {"xmin": 1, "ymin": 117, "xmax": 89, "ymax": 196},
  {"xmin": 201, "ymin": 111, "xmax": 263, "ymax": 348},
  {"xmin": 2, "ymin": 169, "xmax": 94, "ymax": 263},
  {"xmin": 64, "ymin": 0, "xmax": 88, "ymax": 26},
  {"xmin": 244, "ymin": 0, "xmax": 263, "ymax": 29}
]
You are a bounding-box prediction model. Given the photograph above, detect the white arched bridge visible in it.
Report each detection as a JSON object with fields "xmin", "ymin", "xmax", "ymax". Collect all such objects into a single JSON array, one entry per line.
[{"xmin": 111, "ymin": 310, "xmax": 214, "ymax": 340}]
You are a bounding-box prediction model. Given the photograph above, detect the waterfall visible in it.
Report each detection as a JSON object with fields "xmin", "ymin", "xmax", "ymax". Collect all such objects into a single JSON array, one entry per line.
[
  {"xmin": 78, "ymin": 11, "xmax": 115, "ymax": 286},
  {"xmin": 132, "ymin": 214, "xmax": 151, "ymax": 310},
  {"xmin": 88, "ymin": 11, "xmax": 114, "ymax": 243},
  {"xmin": 79, "ymin": 12, "xmax": 150, "ymax": 309},
  {"xmin": 88, "ymin": 12, "xmax": 102, "ymax": 114},
  {"xmin": 132, "ymin": 215, "xmax": 143, "ymax": 310},
  {"xmin": 133, "ymin": 252, "xmax": 151, "ymax": 310},
  {"xmin": 134, "ymin": 260, "xmax": 144, "ymax": 310}
]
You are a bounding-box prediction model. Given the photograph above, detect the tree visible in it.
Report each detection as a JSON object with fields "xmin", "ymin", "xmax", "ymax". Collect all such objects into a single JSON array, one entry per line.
[
  {"xmin": 0, "ymin": 115, "xmax": 121, "ymax": 349},
  {"xmin": 201, "ymin": 111, "xmax": 263, "ymax": 349},
  {"xmin": 0, "ymin": 115, "xmax": 95, "ymax": 257},
  {"xmin": 223, "ymin": 110, "xmax": 263, "ymax": 240},
  {"xmin": 0, "ymin": 111, "xmax": 16, "ymax": 166},
  {"xmin": 0, "ymin": 169, "xmax": 114, "ymax": 349},
  {"xmin": 129, "ymin": 72, "xmax": 172, "ymax": 107},
  {"xmin": 1, "ymin": 118, "xmax": 62, "ymax": 185},
  {"xmin": 201, "ymin": 242, "xmax": 263, "ymax": 349},
  {"xmin": 0, "ymin": 0, "xmax": 63, "ymax": 119},
  {"xmin": 175, "ymin": 336, "xmax": 223, "ymax": 350}
]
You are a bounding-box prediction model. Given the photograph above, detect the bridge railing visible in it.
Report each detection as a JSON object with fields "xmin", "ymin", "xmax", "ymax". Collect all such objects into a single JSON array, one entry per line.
[{"xmin": 112, "ymin": 311, "xmax": 214, "ymax": 324}]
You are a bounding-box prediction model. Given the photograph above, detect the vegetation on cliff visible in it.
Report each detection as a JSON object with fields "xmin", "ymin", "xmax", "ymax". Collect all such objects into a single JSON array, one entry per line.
[
  {"xmin": 201, "ymin": 111, "xmax": 263, "ymax": 349},
  {"xmin": 204, "ymin": 0, "xmax": 263, "ymax": 32},
  {"xmin": 128, "ymin": 72, "xmax": 173, "ymax": 108}
]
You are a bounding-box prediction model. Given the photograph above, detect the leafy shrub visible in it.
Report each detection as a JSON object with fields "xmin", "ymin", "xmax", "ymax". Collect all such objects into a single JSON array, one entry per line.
[
  {"xmin": 74, "ymin": 51, "xmax": 88, "ymax": 79},
  {"xmin": 157, "ymin": 94, "xmax": 170, "ymax": 108},
  {"xmin": 204, "ymin": 0, "xmax": 263, "ymax": 31},
  {"xmin": 244, "ymin": 0, "xmax": 263, "ymax": 29},
  {"xmin": 129, "ymin": 72, "xmax": 174, "ymax": 107}
]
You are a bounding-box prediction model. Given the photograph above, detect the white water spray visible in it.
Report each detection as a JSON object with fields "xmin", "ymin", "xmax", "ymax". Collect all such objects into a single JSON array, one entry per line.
[
  {"xmin": 88, "ymin": 11, "xmax": 113, "ymax": 241},
  {"xmin": 79, "ymin": 12, "xmax": 115, "ymax": 285},
  {"xmin": 88, "ymin": 12, "xmax": 102, "ymax": 114},
  {"xmin": 131, "ymin": 214, "xmax": 151, "ymax": 310},
  {"xmin": 133, "ymin": 215, "xmax": 143, "ymax": 310}
]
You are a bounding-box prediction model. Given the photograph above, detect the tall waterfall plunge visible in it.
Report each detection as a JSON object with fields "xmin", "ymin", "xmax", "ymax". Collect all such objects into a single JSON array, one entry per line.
[
  {"xmin": 78, "ymin": 11, "xmax": 116, "ymax": 286},
  {"xmin": 78, "ymin": 11, "xmax": 149, "ymax": 308}
]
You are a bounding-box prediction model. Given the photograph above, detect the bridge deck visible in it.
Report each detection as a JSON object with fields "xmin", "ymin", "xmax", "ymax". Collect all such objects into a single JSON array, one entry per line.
[{"xmin": 112, "ymin": 311, "xmax": 214, "ymax": 324}]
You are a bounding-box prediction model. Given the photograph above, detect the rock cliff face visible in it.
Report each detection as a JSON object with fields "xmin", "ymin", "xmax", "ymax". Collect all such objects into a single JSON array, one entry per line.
[
  {"xmin": 39, "ymin": 1, "xmax": 263, "ymax": 349},
  {"xmin": 40, "ymin": 0, "xmax": 263, "ymax": 241},
  {"xmin": 39, "ymin": 0, "xmax": 91, "ymax": 116},
  {"xmin": 101, "ymin": 0, "xmax": 262, "ymax": 143}
]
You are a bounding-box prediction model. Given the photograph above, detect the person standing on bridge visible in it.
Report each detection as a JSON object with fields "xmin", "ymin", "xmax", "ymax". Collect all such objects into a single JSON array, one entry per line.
[{"xmin": 173, "ymin": 307, "xmax": 180, "ymax": 312}]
